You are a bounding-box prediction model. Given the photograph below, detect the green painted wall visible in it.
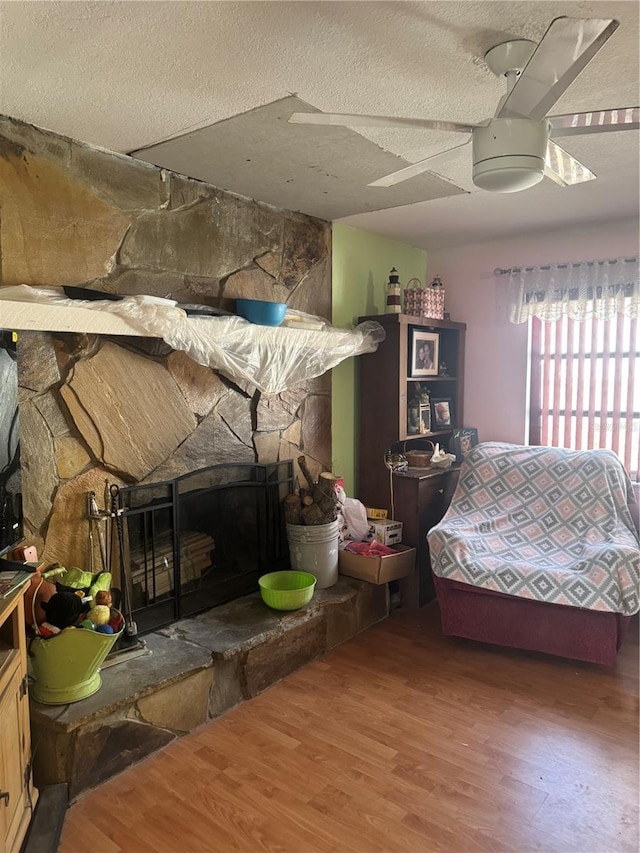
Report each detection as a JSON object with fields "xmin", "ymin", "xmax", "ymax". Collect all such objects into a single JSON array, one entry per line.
[{"xmin": 331, "ymin": 223, "xmax": 427, "ymax": 497}]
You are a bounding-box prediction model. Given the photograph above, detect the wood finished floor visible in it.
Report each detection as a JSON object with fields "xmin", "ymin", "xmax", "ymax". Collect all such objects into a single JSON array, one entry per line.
[{"xmin": 59, "ymin": 603, "xmax": 639, "ymax": 853}]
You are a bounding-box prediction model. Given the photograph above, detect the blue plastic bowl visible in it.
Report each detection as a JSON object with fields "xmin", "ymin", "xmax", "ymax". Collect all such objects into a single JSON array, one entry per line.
[{"xmin": 235, "ymin": 298, "xmax": 287, "ymax": 327}]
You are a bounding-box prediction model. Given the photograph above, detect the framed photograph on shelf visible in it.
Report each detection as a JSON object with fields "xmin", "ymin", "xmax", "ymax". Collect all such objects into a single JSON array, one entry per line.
[
  {"xmin": 431, "ymin": 397, "xmax": 454, "ymax": 428},
  {"xmin": 419, "ymin": 403, "xmax": 431, "ymax": 433},
  {"xmin": 406, "ymin": 401, "xmax": 433, "ymax": 435},
  {"xmin": 450, "ymin": 427, "xmax": 479, "ymax": 462},
  {"xmin": 410, "ymin": 330, "xmax": 439, "ymax": 377},
  {"xmin": 407, "ymin": 402, "xmax": 420, "ymax": 435}
]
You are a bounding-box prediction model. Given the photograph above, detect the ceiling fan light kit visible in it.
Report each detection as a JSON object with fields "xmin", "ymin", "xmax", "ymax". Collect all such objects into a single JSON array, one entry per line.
[
  {"xmin": 289, "ymin": 16, "xmax": 637, "ymax": 196},
  {"xmin": 472, "ymin": 118, "xmax": 547, "ymax": 193}
]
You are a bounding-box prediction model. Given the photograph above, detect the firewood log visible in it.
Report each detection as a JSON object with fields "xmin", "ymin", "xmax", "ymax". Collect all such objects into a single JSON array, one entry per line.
[
  {"xmin": 312, "ymin": 474, "xmax": 339, "ymax": 518},
  {"xmin": 313, "ymin": 490, "xmax": 336, "ymax": 516},
  {"xmin": 301, "ymin": 502, "xmax": 328, "ymax": 525},
  {"xmin": 319, "ymin": 471, "xmax": 339, "ymax": 486},
  {"xmin": 283, "ymin": 494, "xmax": 302, "ymax": 525},
  {"xmin": 298, "ymin": 455, "xmax": 316, "ymax": 490}
]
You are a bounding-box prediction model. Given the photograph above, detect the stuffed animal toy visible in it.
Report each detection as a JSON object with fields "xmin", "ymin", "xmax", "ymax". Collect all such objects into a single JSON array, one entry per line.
[
  {"xmin": 109, "ymin": 611, "xmax": 124, "ymax": 633},
  {"xmin": 86, "ymin": 605, "xmax": 111, "ymax": 627},
  {"xmin": 94, "ymin": 590, "xmax": 112, "ymax": 608},
  {"xmin": 38, "ymin": 592, "xmax": 86, "ymax": 638}
]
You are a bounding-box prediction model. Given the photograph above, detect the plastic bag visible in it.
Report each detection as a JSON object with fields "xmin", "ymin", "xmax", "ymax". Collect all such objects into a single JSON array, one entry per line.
[
  {"xmin": 0, "ymin": 287, "xmax": 385, "ymax": 396},
  {"xmin": 336, "ymin": 487, "xmax": 372, "ymax": 542}
]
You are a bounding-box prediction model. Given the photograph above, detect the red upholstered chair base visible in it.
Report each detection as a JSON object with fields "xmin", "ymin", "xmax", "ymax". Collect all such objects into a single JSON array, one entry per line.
[{"xmin": 433, "ymin": 576, "xmax": 631, "ymax": 667}]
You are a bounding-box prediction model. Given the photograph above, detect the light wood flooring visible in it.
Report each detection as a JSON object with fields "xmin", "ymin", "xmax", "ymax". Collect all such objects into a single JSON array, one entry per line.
[{"xmin": 59, "ymin": 603, "xmax": 639, "ymax": 853}]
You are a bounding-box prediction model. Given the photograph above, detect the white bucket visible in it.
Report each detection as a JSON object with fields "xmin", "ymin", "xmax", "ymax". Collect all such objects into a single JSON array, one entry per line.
[{"xmin": 286, "ymin": 520, "xmax": 339, "ymax": 589}]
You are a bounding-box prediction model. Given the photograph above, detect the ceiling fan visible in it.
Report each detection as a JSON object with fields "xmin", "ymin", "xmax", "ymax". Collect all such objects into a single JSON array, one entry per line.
[{"xmin": 289, "ymin": 17, "xmax": 639, "ymax": 194}]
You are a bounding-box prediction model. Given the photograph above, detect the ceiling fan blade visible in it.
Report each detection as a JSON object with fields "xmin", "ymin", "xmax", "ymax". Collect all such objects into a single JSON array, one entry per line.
[
  {"xmin": 498, "ymin": 17, "xmax": 620, "ymax": 122},
  {"xmin": 368, "ymin": 140, "xmax": 471, "ymax": 188},
  {"xmin": 549, "ymin": 107, "xmax": 640, "ymax": 137},
  {"xmin": 288, "ymin": 112, "xmax": 475, "ymax": 134},
  {"xmin": 545, "ymin": 139, "xmax": 596, "ymax": 186}
]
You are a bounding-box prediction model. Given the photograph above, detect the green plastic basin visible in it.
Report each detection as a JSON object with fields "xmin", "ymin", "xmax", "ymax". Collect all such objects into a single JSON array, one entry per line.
[{"xmin": 258, "ymin": 571, "xmax": 317, "ymax": 611}]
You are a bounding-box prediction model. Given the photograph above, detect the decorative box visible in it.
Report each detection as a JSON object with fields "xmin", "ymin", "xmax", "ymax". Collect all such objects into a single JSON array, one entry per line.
[{"xmin": 369, "ymin": 519, "xmax": 403, "ymax": 546}]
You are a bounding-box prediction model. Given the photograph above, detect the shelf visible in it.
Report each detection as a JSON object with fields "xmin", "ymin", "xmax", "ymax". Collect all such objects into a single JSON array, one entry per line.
[
  {"xmin": 400, "ymin": 429, "xmax": 454, "ymax": 443},
  {"xmin": 0, "ymin": 644, "xmax": 17, "ymax": 678},
  {"xmin": 0, "ymin": 287, "xmax": 384, "ymax": 396},
  {"xmin": 407, "ymin": 376, "xmax": 457, "ymax": 383},
  {"xmin": 358, "ymin": 309, "xmax": 465, "ymax": 607},
  {"xmin": 395, "ymin": 464, "xmax": 462, "ymax": 480},
  {"xmin": 359, "ymin": 313, "xmax": 467, "ymax": 332}
]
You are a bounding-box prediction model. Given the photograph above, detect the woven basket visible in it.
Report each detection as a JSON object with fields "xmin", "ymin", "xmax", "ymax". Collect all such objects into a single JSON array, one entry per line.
[
  {"xmin": 406, "ymin": 442, "xmax": 435, "ymax": 467},
  {"xmin": 403, "ymin": 278, "xmax": 445, "ymax": 320}
]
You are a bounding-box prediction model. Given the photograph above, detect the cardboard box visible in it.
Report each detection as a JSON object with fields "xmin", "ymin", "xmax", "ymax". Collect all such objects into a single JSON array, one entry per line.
[
  {"xmin": 365, "ymin": 507, "xmax": 388, "ymax": 520},
  {"xmin": 338, "ymin": 544, "xmax": 416, "ymax": 584},
  {"xmin": 369, "ymin": 519, "xmax": 403, "ymax": 546}
]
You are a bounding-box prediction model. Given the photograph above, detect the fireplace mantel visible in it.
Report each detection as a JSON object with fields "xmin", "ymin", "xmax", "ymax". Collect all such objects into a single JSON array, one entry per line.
[
  {"xmin": 0, "ymin": 286, "xmax": 384, "ymax": 394},
  {"xmin": 0, "ymin": 291, "xmax": 154, "ymax": 336}
]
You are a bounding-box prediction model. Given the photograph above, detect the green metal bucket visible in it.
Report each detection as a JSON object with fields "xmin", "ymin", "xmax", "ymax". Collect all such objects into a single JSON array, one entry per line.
[{"xmin": 29, "ymin": 612, "xmax": 123, "ymax": 705}]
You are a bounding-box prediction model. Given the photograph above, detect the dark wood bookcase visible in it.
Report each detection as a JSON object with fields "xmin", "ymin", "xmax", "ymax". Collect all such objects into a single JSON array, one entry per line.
[{"xmin": 357, "ymin": 313, "xmax": 466, "ymax": 605}]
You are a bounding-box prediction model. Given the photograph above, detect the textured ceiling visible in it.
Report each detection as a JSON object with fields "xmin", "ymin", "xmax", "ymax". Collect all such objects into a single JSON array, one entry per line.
[
  {"xmin": 0, "ymin": 0, "xmax": 638, "ymax": 250},
  {"xmin": 130, "ymin": 96, "xmax": 464, "ymax": 220}
]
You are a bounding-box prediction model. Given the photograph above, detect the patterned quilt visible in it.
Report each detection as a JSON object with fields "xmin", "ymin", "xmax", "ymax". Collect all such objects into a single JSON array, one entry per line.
[{"xmin": 428, "ymin": 443, "xmax": 640, "ymax": 615}]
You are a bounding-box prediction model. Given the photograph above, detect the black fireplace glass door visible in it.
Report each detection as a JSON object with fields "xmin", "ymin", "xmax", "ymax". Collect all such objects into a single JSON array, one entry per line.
[{"xmin": 119, "ymin": 461, "xmax": 293, "ymax": 633}]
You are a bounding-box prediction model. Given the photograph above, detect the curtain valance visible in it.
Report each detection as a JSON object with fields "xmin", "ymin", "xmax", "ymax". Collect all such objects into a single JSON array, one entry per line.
[{"xmin": 503, "ymin": 256, "xmax": 639, "ymax": 323}]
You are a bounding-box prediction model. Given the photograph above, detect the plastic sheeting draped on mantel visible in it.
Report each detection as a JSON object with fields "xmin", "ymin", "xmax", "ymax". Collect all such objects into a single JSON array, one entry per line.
[{"xmin": 0, "ymin": 286, "xmax": 385, "ymax": 395}]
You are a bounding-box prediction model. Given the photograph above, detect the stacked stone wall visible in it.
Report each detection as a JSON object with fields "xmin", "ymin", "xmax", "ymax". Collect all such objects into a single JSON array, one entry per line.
[{"xmin": 0, "ymin": 116, "xmax": 331, "ymax": 566}]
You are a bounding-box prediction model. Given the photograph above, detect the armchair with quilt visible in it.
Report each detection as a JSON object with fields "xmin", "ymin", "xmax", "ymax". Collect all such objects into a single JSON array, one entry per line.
[{"xmin": 428, "ymin": 443, "xmax": 640, "ymax": 666}]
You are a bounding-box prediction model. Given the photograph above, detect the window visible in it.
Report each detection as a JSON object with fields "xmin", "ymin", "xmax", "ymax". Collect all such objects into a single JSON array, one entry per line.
[{"xmin": 528, "ymin": 313, "xmax": 639, "ymax": 481}]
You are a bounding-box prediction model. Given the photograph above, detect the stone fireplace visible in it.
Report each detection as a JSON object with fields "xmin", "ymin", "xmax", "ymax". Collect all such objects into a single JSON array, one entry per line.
[
  {"xmin": 0, "ymin": 115, "xmax": 332, "ymax": 576},
  {"xmin": 1, "ymin": 115, "xmax": 391, "ymax": 800}
]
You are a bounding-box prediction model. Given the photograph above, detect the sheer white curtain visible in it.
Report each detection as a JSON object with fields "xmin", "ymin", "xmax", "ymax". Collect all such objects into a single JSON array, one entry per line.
[{"xmin": 505, "ymin": 256, "xmax": 639, "ymax": 324}]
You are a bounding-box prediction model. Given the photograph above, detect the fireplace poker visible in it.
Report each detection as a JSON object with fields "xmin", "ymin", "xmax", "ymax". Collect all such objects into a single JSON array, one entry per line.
[
  {"xmin": 86, "ymin": 493, "xmax": 94, "ymax": 573},
  {"xmin": 88, "ymin": 490, "xmax": 109, "ymax": 574},
  {"xmin": 104, "ymin": 478, "xmax": 112, "ymax": 571},
  {"xmin": 110, "ymin": 484, "xmax": 138, "ymax": 642}
]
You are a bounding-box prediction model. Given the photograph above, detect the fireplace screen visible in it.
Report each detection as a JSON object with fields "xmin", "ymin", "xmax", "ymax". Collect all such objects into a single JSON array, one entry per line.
[{"xmin": 116, "ymin": 461, "xmax": 294, "ymax": 634}]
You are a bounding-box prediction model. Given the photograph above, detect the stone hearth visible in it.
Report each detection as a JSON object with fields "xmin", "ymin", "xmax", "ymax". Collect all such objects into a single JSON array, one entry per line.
[{"xmin": 29, "ymin": 578, "xmax": 388, "ymax": 800}]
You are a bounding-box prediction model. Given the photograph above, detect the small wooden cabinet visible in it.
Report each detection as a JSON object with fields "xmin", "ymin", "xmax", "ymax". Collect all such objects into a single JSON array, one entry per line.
[
  {"xmin": 392, "ymin": 466, "xmax": 461, "ymax": 606},
  {"xmin": 357, "ymin": 313, "xmax": 466, "ymax": 605},
  {"xmin": 0, "ymin": 585, "xmax": 37, "ymax": 853}
]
